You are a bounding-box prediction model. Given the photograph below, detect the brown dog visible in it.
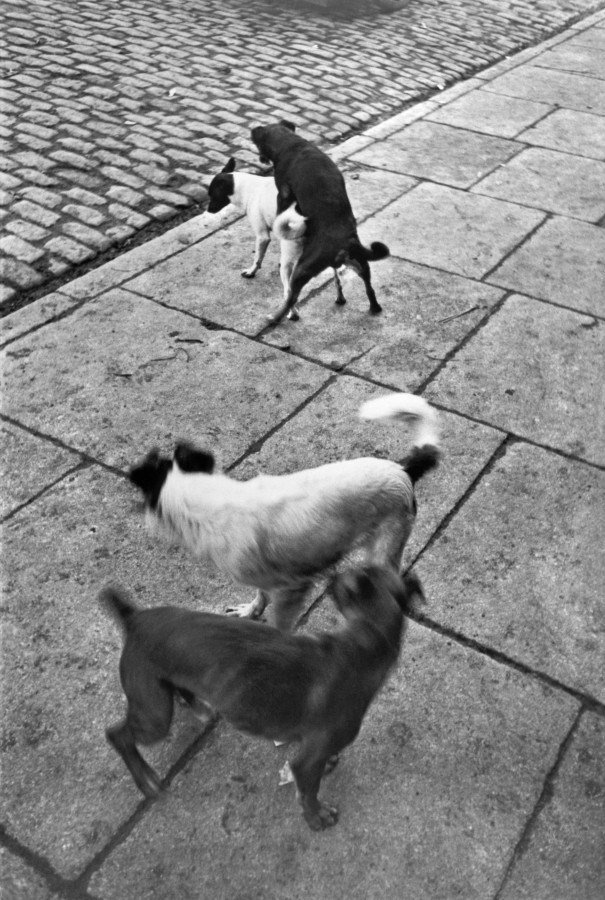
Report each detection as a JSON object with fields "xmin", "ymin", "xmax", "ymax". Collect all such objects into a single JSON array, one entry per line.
[
  {"xmin": 250, "ymin": 120, "xmax": 389, "ymax": 325},
  {"xmin": 101, "ymin": 566, "xmax": 422, "ymax": 830}
]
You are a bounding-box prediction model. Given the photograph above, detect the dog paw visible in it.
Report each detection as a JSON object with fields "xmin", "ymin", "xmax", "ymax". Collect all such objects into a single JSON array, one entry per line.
[
  {"xmin": 324, "ymin": 753, "xmax": 340, "ymax": 775},
  {"xmin": 286, "ymin": 309, "xmax": 300, "ymax": 322},
  {"xmin": 241, "ymin": 268, "xmax": 257, "ymax": 279},
  {"xmin": 305, "ymin": 802, "xmax": 339, "ymax": 830},
  {"xmin": 335, "ymin": 297, "xmax": 347, "ymax": 306},
  {"xmin": 225, "ymin": 601, "xmax": 263, "ymax": 619},
  {"xmin": 370, "ymin": 304, "xmax": 383, "ymax": 315},
  {"xmin": 278, "ymin": 761, "xmax": 294, "ymax": 786}
]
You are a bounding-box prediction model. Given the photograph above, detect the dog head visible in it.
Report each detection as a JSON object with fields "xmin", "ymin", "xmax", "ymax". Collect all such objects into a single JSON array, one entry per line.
[
  {"xmin": 250, "ymin": 120, "xmax": 296, "ymax": 165},
  {"xmin": 331, "ymin": 566, "xmax": 424, "ymax": 630},
  {"xmin": 129, "ymin": 443, "xmax": 215, "ymax": 510},
  {"xmin": 206, "ymin": 157, "xmax": 236, "ymax": 213}
]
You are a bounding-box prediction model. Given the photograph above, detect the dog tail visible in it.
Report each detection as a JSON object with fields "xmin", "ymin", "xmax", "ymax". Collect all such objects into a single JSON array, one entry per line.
[
  {"xmin": 273, "ymin": 203, "xmax": 307, "ymax": 240},
  {"xmin": 347, "ymin": 238, "xmax": 390, "ymax": 263},
  {"xmin": 358, "ymin": 392, "xmax": 440, "ymax": 484},
  {"xmin": 99, "ymin": 583, "xmax": 137, "ymax": 631}
]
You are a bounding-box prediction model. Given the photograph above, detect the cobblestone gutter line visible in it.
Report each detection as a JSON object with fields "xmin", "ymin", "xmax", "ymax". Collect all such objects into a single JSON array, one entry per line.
[{"xmin": 0, "ymin": 0, "xmax": 602, "ymax": 311}]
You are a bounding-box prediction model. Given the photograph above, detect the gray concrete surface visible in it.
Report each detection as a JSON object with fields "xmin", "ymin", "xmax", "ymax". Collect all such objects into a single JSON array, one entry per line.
[{"xmin": 1, "ymin": 12, "xmax": 605, "ymax": 900}]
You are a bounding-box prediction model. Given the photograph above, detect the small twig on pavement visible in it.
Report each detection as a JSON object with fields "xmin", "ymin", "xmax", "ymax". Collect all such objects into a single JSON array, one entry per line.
[{"xmin": 435, "ymin": 304, "xmax": 484, "ymax": 324}]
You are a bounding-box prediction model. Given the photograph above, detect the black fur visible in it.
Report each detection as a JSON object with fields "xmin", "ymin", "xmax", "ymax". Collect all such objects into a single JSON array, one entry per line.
[
  {"xmin": 206, "ymin": 157, "xmax": 236, "ymax": 213},
  {"xmin": 128, "ymin": 450, "xmax": 172, "ymax": 510},
  {"xmin": 402, "ymin": 446, "xmax": 440, "ymax": 485},
  {"xmin": 250, "ymin": 121, "xmax": 389, "ymax": 325},
  {"xmin": 100, "ymin": 565, "xmax": 420, "ymax": 830},
  {"xmin": 174, "ymin": 443, "xmax": 215, "ymax": 474}
]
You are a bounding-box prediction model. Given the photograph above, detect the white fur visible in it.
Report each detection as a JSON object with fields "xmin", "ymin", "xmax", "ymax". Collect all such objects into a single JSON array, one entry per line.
[
  {"xmin": 148, "ymin": 393, "xmax": 439, "ymax": 631},
  {"xmin": 226, "ymin": 172, "xmax": 306, "ymax": 320}
]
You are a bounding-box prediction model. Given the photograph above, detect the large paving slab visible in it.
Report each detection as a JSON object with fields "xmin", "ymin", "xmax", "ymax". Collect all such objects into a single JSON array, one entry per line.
[
  {"xmin": 0, "ymin": 291, "xmax": 78, "ymax": 348},
  {"xmin": 425, "ymin": 294, "xmax": 605, "ymax": 465},
  {"xmin": 0, "ymin": 287, "xmax": 329, "ymax": 469},
  {"xmin": 0, "ymin": 465, "xmax": 253, "ymax": 878},
  {"xmin": 348, "ymin": 120, "xmax": 519, "ymax": 188},
  {"xmin": 472, "ymin": 146, "xmax": 605, "ymax": 222},
  {"xmin": 264, "ymin": 256, "xmax": 505, "ymax": 382},
  {"xmin": 232, "ymin": 375, "xmax": 505, "ymax": 564},
  {"xmin": 425, "ymin": 89, "xmax": 551, "ymax": 139},
  {"xmin": 532, "ymin": 41, "xmax": 605, "ymax": 79},
  {"xmin": 362, "ymin": 183, "xmax": 545, "ymax": 279},
  {"xmin": 415, "ymin": 442, "xmax": 605, "ymax": 702},
  {"xmin": 0, "ymin": 848, "xmax": 59, "ymax": 900},
  {"xmin": 482, "ymin": 65, "xmax": 605, "ymax": 115},
  {"xmin": 89, "ymin": 621, "xmax": 578, "ymax": 900},
  {"xmin": 0, "ymin": 422, "xmax": 80, "ymax": 520},
  {"xmin": 517, "ymin": 107, "xmax": 605, "ymax": 160},
  {"xmin": 487, "ymin": 218, "xmax": 605, "ymax": 316},
  {"xmin": 498, "ymin": 712, "xmax": 605, "ymax": 900}
]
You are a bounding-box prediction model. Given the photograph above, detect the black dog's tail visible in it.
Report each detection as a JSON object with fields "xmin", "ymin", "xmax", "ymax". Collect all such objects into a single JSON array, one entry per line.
[
  {"xmin": 358, "ymin": 392, "xmax": 440, "ymax": 484},
  {"xmin": 348, "ymin": 239, "xmax": 390, "ymax": 263},
  {"xmin": 99, "ymin": 584, "xmax": 138, "ymax": 631}
]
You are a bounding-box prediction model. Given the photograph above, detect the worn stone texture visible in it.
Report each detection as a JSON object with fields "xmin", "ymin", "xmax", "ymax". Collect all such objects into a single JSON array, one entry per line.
[
  {"xmin": 0, "ymin": 421, "xmax": 80, "ymax": 519},
  {"xmin": 517, "ymin": 107, "xmax": 605, "ymax": 159},
  {"xmin": 89, "ymin": 622, "xmax": 578, "ymax": 900},
  {"xmin": 349, "ymin": 120, "xmax": 519, "ymax": 187},
  {"xmin": 416, "ymin": 442, "xmax": 605, "ymax": 701},
  {"xmin": 472, "ymin": 146, "xmax": 605, "ymax": 221},
  {"xmin": 360, "ymin": 182, "xmax": 545, "ymax": 278},
  {"xmin": 0, "ymin": 288, "xmax": 329, "ymax": 468},
  {"xmin": 498, "ymin": 712, "xmax": 605, "ymax": 900},
  {"xmin": 425, "ymin": 294, "xmax": 605, "ymax": 465},
  {"xmin": 488, "ymin": 218, "xmax": 605, "ymax": 316},
  {"xmin": 0, "ymin": 848, "xmax": 59, "ymax": 900},
  {"xmin": 426, "ymin": 89, "xmax": 551, "ymax": 138}
]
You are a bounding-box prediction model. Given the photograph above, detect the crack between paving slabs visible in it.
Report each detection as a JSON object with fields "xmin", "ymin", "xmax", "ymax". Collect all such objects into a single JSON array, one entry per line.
[{"xmin": 491, "ymin": 705, "xmax": 587, "ymax": 900}]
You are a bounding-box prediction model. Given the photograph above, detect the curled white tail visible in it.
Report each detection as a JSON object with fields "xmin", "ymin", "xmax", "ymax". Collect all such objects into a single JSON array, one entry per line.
[
  {"xmin": 273, "ymin": 203, "xmax": 307, "ymax": 241},
  {"xmin": 359, "ymin": 392, "xmax": 439, "ymax": 449}
]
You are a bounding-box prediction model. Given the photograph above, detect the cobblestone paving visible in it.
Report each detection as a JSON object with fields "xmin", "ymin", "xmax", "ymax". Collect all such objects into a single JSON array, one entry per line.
[{"xmin": 0, "ymin": 0, "xmax": 602, "ymax": 310}]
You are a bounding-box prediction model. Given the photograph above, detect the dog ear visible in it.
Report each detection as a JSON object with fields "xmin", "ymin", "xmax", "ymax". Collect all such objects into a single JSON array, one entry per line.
[
  {"xmin": 129, "ymin": 450, "xmax": 172, "ymax": 507},
  {"xmin": 279, "ymin": 119, "xmax": 296, "ymax": 132},
  {"xmin": 174, "ymin": 443, "xmax": 215, "ymax": 474},
  {"xmin": 222, "ymin": 158, "xmax": 236, "ymax": 173}
]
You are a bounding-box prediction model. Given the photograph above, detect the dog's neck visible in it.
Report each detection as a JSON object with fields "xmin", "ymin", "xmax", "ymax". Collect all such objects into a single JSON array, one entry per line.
[{"xmin": 230, "ymin": 172, "xmax": 268, "ymax": 212}]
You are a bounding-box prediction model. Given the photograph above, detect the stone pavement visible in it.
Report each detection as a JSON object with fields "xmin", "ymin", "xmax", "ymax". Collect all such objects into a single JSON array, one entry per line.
[
  {"xmin": 2, "ymin": 0, "xmax": 604, "ymax": 312},
  {"xmin": 1, "ymin": 11, "xmax": 605, "ymax": 900}
]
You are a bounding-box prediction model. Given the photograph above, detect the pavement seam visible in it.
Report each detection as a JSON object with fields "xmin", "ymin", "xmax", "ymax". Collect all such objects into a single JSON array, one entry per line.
[
  {"xmin": 0, "ymin": 822, "xmax": 95, "ymax": 900},
  {"xmin": 415, "ymin": 291, "xmax": 513, "ymax": 393},
  {"xmin": 0, "ymin": 459, "xmax": 89, "ymax": 524},
  {"xmin": 479, "ymin": 212, "xmax": 552, "ymax": 283},
  {"xmin": 491, "ymin": 706, "xmax": 586, "ymax": 900},
  {"xmin": 70, "ymin": 724, "xmax": 219, "ymax": 894}
]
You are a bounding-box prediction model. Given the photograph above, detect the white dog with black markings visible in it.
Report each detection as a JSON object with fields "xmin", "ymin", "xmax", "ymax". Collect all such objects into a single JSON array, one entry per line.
[
  {"xmin": 129, "ymin": 393, "xmax": 439, "ymax": 631},
  {"xmin": 205, "ymin": 157, "xmax": 348, "ymax": 320}
]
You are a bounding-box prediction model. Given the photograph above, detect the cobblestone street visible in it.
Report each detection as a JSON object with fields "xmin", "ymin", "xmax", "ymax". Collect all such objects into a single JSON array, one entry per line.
[{"xmin": 1, "ymin": 0, "xmax": 603, "ymax": 311}]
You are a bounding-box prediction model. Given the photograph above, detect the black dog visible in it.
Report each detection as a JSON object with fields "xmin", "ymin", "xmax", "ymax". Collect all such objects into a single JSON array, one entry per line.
[
  {"xmin": 250, "ymin": 120, "xmax": 390, "ymax": 325},
  {"xmin": 101, "ymin": 566, "xmax": 422, "ymax": 830}
]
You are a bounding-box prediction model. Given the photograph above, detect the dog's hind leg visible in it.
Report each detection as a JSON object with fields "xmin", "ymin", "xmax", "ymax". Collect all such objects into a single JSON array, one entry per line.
[
  {"xmin": 225, "ymin": 589, "xmax": 268, "ymax": 620},
  {"xmin": 107, "ymin": 660, "xmax": 174, "ymax": 797},
  {"xmin": 355, "ymin": 256, "xmax": 382, "ymax": 315},
  {"xmin": 242, "ymin": 232, "xmax": 271, "ymax": 278},
  {"xmin": 267, "ymin": 249, "xmax": 329, "ymax": 325},
  {"xmin": 279, "ymin": 239, "xmax": 302, "ymax": 322},
  {"xmin": 333, "ymin": 268, "xmax": 347, "ymax": 305}
]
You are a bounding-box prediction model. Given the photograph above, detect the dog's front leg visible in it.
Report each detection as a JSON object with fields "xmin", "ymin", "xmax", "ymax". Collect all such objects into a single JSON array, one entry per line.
[
  {"xmin": 290, "ymin": 746, "xmax": 338, "ymax": 831},
  {"xmin": 225, "ymin": 589, "xmax": 268, "ymax": 620},
  {"xmin": 242, "ymin": 233, "xmax": 271, "ymax": 279},
  {"xmin": 266, "ymin": 584, "xmax": 311, "ymax": 632}
]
